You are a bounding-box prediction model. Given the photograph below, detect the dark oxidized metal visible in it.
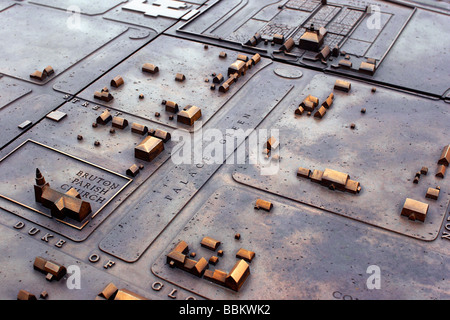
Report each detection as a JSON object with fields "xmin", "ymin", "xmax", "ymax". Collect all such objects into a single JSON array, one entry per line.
[{"xmin": 0, "ymin": 0, "xmax": 449, "ymax": 303}]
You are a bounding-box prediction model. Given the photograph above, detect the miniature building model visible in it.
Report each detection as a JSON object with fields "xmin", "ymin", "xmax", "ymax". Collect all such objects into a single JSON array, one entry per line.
[
  {"xmin": 265, "ymin": 137, "xmax": 279, "ymax": 151},
  {"xmin": 295, "ymin": 105, "xmax": 305, "ymax": 115},
  {"xmin": 126, "ymin": 164, "xmax": 140, "ymax": 177},
  {"xmin": 213, "ymin": 74, "xmax": 224, "ymax": 84},
  {"xmin": 220, "ymin": 54, "xmax": 260, "ymax": 93},
  {"xmin": 112, "ymin": 116, "xmax": 128, "ymax": 129},
  {"xmin": 219, "ymin": 81, "xmax": 231, "ymax": 93},
  {"xmin": 334, "ymin": 79, "xmax": 351, "ymax": 92},
  {"xmin": 43, "ymin": 66, "xmax": 54, "ymax": 76},
  {"xmin": 228, "ymin": 60, "xmax": 247, "ymax": 77},
  {"xmin": 251, "ymin": 53, "xmax": 261, "ymax": 65},
  {"xmin": 142, "ymin": 63, "xmax": 159, "ymax": 74},
  {"xmin": 254, "ymin": 199, "xmax": 273, "ymax": 212},
  {"xmin": 30, "ymin": 70, "xmax": 46, "ymax": 81},
  {"xmin": 131, "ymin": 123, "xmax": 148, "ymax": 135},
  {"xmin": 94, "ymin": 89, "xmax": 114, "ymax": 102},
  {"xmin": 96, "ymin": 110, "xmax": 112, "ymax": 125},
  {"xmin": 97, "ymin": 282, "xmax": 147, "ymax": 300},
  {"xmin": 114, "ymin": 289, "xmax": 147, "ymax": 300},
  {"xmin": 167, "ymin": 240, "xmax": 251, "ymax": 292},
  {"xmin": 322, "ymin": 169, "xmax": 351, "ymax": 191},
  {"xmin": 30, "ymin": 65, "xmax": 54, "ymax": 81},
  {"xmin": 33, "ymin": 256, "xmax": 67, "ymax": 282},
  {"xmin": 299, "ymin": 25, "xmax": 327, "ymax": 51},
  {"xmin": 309, "ymin": 169, "xmax": 324, "ymax": 183},
  {"xmin": 177, "ymin": 105, "xmax": 202, "ymax": 126},
  {"xmin": 436, "ymin": 165, "xmax": 446, "ymax": 178},
  {"xmin": 209, "ymin": 256, "xmax": 219, "ymax": 265},
  {"xmin": 225, "ymin": 259, "xmax": 251, "ymax": 292},
  {"xmin": 201, "ymin": 236, "xmax": 221, "ymax": 251},
  {"xmin": 273, "ymin": 34, "xmax": 285, "ymax": 44},
  {"xmin": 297, "ymin": 167, "xmax": 311, "ymax": 178},
  {"xmin": 149, "ymin": 129, "xmax": 171, "ymax": 143},
  {"xmin": 46, "ymin": 110, "xmax": 67, "ymax": 122},
  {"xmin": 299, "ymin": 95, "xmax": 319, "ymax": 112},
  {"xmin": 426, "ymin": 187, "xmax": 440, "ymax": 200},
  {"xmin": 359, "ymin": 61, "xmax": 376, "ymax": 75},
  {"xmin": 438, "ymin": 145, "xmax": 450, "ymax": 166},
  {"xmin": 281, "ymin": 38, "xmax": 295, "ymax": 52},
  {"xmin": 34, "ymin": 169, "xmax": 92, "ymax": 222},
  {"xmin": 321, "ymin": 93, "xmax": 334, "ymax": 109},
  {"xmin": 401, "ymin": 198, "xmax": 429, "ymax": 222},
  {"xmin": 314, "ymin": 106, "xmax": 327, "ymax": 119},
  {"xmin": 17, "ymin": 290, "xmax": 37, "ymax": 300},
  {"xmin": 237, "ymin": 54, "xmax": 249, "ymax": 62},
  {"xmin": 236, "ymin": 248, "xmax": 256, "ymax": 262},
  {"xmin": 110, "ymin": 76, "xmax": 124, "ymax": 88},
  {"xmin": 165, "ymin": 100, "xmax": 179, "ymax": 113},
  {"xmin": 135, "ymin": 136, "xmax": 164, "ymax": 162},
  {"xmin": 203, "ymin": 269, "xmax": 228, "ymax": 286},
  {"xmin": 245, "ymin": 33, "xmax": 261, "ymax": 47},
  {"xmin": 297, "ymin": 167, "xmax": 361, "ymax": 194},
  {"xmin": 175, "ymin": 73, "xmax": 186, "ymax": 82},
  {"xmin": 316, "ymin": 45, "xmax": 331, "ymax": 61},
  {"xmin": 339, "ymin": 59, "xmax": 352, "ymax": 68}
]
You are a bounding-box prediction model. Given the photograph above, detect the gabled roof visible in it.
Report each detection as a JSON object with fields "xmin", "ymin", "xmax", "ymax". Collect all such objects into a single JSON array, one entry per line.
[{"xmin": 438, "ymin": 145, "xmax": 450, "ymax": 166}]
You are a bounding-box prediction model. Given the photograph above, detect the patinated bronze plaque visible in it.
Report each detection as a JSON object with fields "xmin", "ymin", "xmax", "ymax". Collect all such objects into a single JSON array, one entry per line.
[{"xmin": 0, "ymin": 0, "xmax": 448, "ymax": 307}]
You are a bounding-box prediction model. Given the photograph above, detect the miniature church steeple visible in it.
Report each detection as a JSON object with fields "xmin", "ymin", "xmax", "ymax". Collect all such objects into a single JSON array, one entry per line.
[{"xmin": 34, "ymin": 168, "xmax": 49, "ymax": 202}]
